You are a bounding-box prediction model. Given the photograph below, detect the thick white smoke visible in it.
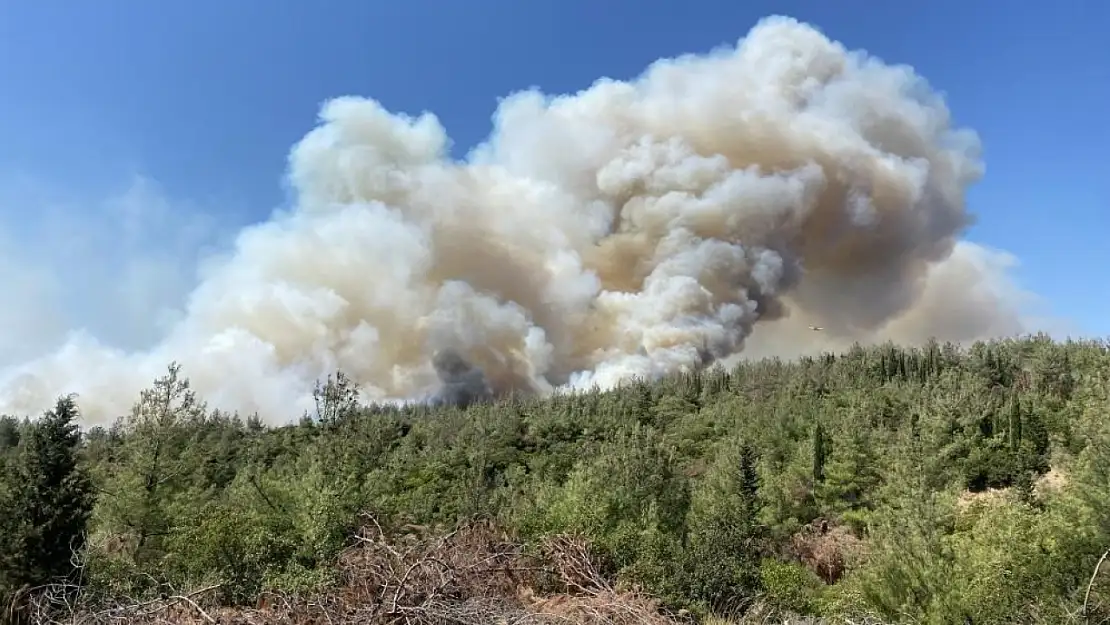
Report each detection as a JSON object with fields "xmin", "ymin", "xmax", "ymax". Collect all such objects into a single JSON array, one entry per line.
[{"xmin": 0, "ymin": 16, "xmax": 1046, "ymax": 424}]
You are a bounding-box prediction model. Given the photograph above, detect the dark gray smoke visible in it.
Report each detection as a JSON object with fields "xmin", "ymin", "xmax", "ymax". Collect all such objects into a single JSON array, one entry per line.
[{"xmin": 429, "ymin": 349, "xmax": 493, "ymax": 408}]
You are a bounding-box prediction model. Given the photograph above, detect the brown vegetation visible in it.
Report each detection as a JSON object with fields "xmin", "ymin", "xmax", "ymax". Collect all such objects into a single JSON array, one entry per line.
[
  {"xmin": 788, "ymin": 520, "xmax": 864, "ymax": 586},
  {"xmin": 20, "ymin": 518, "xmax": 700, "ymax": 625}
]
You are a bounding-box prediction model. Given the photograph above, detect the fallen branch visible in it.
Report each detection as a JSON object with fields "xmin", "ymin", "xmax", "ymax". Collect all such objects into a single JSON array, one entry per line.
[
  {"xmin": 19, "ymin": 517, "xmax": 864, "ymax": 625},
  {"xmin": 1085, "ymin": 547, "xmax": 1110, "ymax": 623}
]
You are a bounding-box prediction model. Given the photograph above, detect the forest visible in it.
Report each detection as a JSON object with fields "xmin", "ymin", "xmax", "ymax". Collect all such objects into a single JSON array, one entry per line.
[{"xmin": 2, "ymin": 333, "xmax": 1109, "ymax": 624}]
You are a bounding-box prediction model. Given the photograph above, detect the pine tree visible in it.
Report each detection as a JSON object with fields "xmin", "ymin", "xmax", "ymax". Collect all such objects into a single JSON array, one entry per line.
[
  {"xmin": 812, "ymin": 422, "xmax": 828, "ymax": 484},
  {"xmin": 0, "ymin": 396, "xmax": 95, "ymax": 597},
  {"xmin": 818, "ymin": 429, "xmax": 880, "ymax": 526},
  {"xmin": 1008, "ymin": 394, "xmax": 1023, "ymax": 452},
  {"xmin": 97, "ymin": 363, "xmax": 205, "ymax": 565},
  {"xmin": 683, "ymin": 439, "xmax": 764, "ymax": 614},
  {"xmin": 0, "ymin": 416, "xmax": 20, "ymax": 452}
]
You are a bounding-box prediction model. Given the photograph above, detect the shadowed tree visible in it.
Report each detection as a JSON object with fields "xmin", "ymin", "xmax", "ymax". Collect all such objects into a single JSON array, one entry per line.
[{"xmin": 0, "ymin": 396, "xmax": 95, "ymax": 606}]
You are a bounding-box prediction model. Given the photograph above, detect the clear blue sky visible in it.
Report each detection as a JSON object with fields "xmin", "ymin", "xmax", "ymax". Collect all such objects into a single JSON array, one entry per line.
[{"xmin": 0, "ymin": 0, "xmax": 1107, "ymax": 345}]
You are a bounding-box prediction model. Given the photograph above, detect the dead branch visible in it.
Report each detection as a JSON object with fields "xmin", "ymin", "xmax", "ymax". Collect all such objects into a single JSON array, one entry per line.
[
  {"xmin": 20, "ymin": 516, "xmax": 850, "ymax": 625},
  {"xmin": 1085, "ymin": 547, "xmax": 1110, "ymax": 623}
]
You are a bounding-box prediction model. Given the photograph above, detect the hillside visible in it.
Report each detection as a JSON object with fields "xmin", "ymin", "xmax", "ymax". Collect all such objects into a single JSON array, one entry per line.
[{"xmin": 2, "ymin": 334, "xmax": 1110, "ymax": 624}]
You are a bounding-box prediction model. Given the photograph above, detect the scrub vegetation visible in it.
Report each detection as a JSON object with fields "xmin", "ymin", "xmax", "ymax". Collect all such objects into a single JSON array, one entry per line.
[{"xmin": 3, "ymin": 334, "xmax": 1110, "ymax": 624}]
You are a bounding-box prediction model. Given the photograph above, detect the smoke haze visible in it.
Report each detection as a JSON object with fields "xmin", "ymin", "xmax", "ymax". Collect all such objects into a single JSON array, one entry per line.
[{"xmin": 0, "ymin": 16, "xmax": 1058, "ymax": 424}]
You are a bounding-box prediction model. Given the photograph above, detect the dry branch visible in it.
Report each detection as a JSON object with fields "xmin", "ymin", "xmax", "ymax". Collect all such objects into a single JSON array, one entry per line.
[{"xmin": 20, "ymin": 516, "xmax": 865, "ymax": 625}]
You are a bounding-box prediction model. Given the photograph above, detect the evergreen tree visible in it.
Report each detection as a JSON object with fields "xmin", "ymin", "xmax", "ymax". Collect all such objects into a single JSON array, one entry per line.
[
  {"xmin": 0, "ymin": 396, "xmax": 95, "ymax": 598},
  {"xmin": 96, "ymin": 363, "xmax": 205, "ymax": 566},
  {"xmin": 0, "ymin": 416, "xmax": 20, "ymax": 452},
  {"xmin": 1008, "ymin": 394, "xmax": 1023, "ymax": 451},
  {"xmin": 817, "ymin": 428, "xmax": 880, "ymax": 528},
  {"xmin": 682, "ymin": 439, "xmax": 764, "ymax": 614},
  {"xmin": 812, "ymin": 422, "xmax": 828, "ymax": 483}
]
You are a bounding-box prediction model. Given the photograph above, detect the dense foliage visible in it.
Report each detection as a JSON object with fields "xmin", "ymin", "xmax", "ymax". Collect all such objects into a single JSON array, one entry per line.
[
  {"xmin": 2, "ymin": 334, "xmax": 1110, "ymax": 624},
  {"xmin": 0, "ymin": 398, "xmax": 96, "ymax": 625}
]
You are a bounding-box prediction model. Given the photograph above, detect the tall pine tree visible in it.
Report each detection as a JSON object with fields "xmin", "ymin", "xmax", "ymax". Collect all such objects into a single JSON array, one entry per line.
[
  {"xmin": 97, "ymin": 363, "xmax": 205, "ymax": 566},
  {"xmin": 682, "ymin": 438, "xmax": 765, "ymax": 614},
  {"xmin": 0, "ymin": 395, "xmax": 95, "ymax": 599},
  {"xmin": 812, "ymin": 422, "xmax": 828, "ymax": 484}
]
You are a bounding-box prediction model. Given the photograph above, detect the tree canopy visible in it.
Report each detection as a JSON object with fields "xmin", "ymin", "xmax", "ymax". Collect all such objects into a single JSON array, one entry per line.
[{"xmin": 2, "ymin": 335, "xmax": 1110, "ymax": 624}]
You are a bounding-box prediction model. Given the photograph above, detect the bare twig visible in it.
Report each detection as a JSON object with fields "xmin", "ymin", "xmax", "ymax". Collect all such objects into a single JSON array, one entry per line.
[
  {"xmin": 166, "ymin": 591, "xmax": 217, "ymax": 624},
  {"xmin": 1085, "ymin": 547, "xmax": 1110, "ymax": 623},
  {"xmin": 23, "ymin": 517, "xmax": 801, "ymax": 625}
]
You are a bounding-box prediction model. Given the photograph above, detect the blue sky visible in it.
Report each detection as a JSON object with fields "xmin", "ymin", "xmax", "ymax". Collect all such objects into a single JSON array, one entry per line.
[{"xmin": 0, "ymin": 0, "xmax": 1107, "ymax": 360}]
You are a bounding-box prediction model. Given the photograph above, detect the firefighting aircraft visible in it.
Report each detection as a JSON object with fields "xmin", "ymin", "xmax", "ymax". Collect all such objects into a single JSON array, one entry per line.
[{"xmin": 808, "ymin": 325, "xmax": 825, "ymax": 331}]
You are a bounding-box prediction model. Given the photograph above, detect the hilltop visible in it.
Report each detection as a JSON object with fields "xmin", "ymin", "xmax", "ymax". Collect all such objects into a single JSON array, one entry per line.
[{"xmin": 2, "ymin": 334, "xmax": 1110, "ymax": 624}]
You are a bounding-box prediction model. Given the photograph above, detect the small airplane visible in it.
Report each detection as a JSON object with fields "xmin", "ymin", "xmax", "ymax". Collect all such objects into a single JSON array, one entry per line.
[{"xmin": 808, "ymin": 325, "xmax": 825, "ymax": 332}]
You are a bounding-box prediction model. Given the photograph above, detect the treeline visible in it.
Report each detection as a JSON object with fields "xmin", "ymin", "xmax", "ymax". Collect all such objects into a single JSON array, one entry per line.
[{"xmin": 2, "ymin": 334, "xmax": 1110, "ymax": 623}]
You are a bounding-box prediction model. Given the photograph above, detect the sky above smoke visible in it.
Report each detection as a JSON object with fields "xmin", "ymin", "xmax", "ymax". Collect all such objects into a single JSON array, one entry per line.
[{"xmin": 0, "ymin": 16, "xmax": 1065, "ymax": 425}]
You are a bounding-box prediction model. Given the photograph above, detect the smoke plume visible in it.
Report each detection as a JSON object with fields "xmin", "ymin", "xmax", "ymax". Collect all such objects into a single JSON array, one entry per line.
[
  {"xmin": 429, "ymin": 349, "xmax": 493, "ymax": 408},
  {"xmin": 0, "ymin": 16, "xmax": 1047, "ymax": 424}
]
